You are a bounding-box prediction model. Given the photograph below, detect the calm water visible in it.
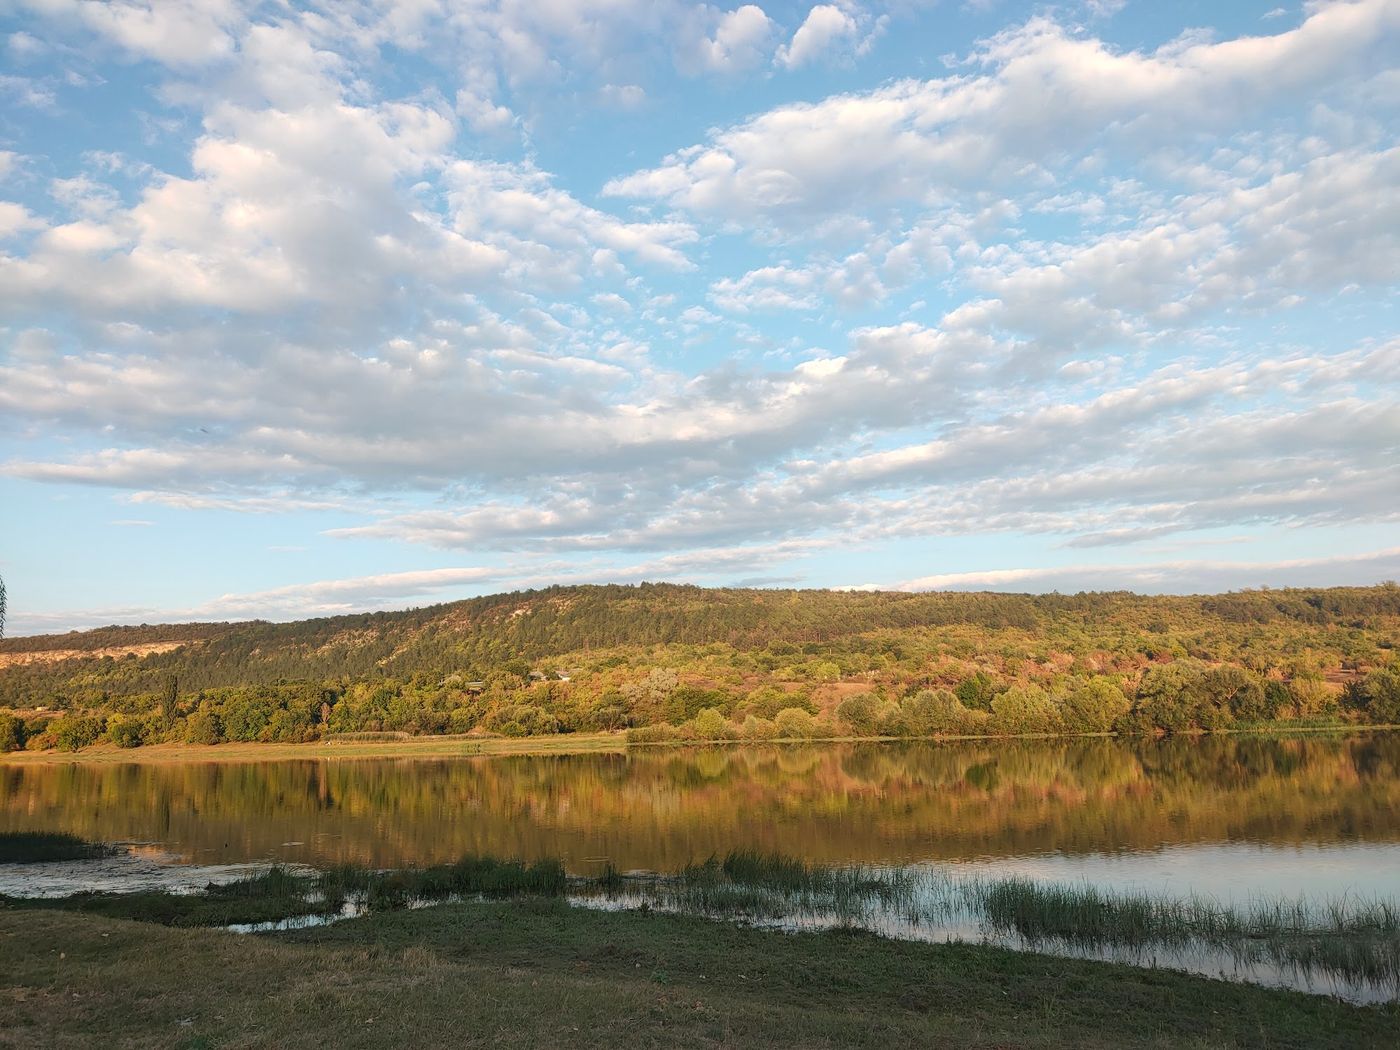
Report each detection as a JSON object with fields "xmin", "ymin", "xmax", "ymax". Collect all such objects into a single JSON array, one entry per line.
[{"xmin": 5, "ymin": 733, "xmax": 1399, "ymax": 904}]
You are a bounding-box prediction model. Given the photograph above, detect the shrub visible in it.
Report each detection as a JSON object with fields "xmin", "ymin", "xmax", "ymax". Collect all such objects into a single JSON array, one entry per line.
[
  {"xmin": 53, "ymin": 715, "xmax": 107, "ymax": 752},
  {"xmin": 1263, "ymin": 680, "xmax": 1293, "ymax": 721},
  {"xmin": 1196, "ymin": 666, "xmax": 1261, "ymax": 726},
  {"xmin": 740, "ymin": 715, "xmax": 779, "ymax": 741},
  {"xmin": 185, "ymin": 710, "xmax": 224, "ymax": 745},
  {"xmin": 688, "ymin": 707, "xmax": 734, "ymax": 740},
  {"xmin": 625, "ymin": 723, "xmax": 678, "ymax": 744},
  {"xmin": 875, "ymin": 703, "xmax": 911, "ymax": 737},
  {"xmin": 24, "ymin": 720, "xmax": 56, "ymax": 751},
  {"xmin": 1287, "ymin": 676, "xmax": 1337, "ymax": 717},
  {"xmin": 107, "ymin": 717, "xmax": 145, "ymax": 749},
  {"xmin": 774, "ymin": 707, "xmax": 818, "ymax": 739},
  {"xmin": 740, "ymin": 687, "xmax": 817, "ymax": 720},
  {"xmin": 666, "ymin": 686, "xmax": 733, "ymax": 724}
]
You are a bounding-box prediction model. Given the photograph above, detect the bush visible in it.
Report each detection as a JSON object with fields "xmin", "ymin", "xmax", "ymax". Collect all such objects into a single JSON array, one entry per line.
[
  {"xmin": 687, "ymin": 707, "xmax": 735, "ymax": 740},
  {"xmin": 875, "ymin": 703, "xmax": 910, "ymax": 737},
  {"xmin": 740, "ymin": 715, "xmax": 779, "ymax": 741},
  {"xmin": 1287, "ymin": 676, "xmax": 1337, "ymax": 717},
  {"xmin": 739, "ymin": 687, "xmax": 816, "ymax": 720},
  {"xmin": 53, "ymin": 715, "xmax": 107, "ymax": 752},
  {"xmin": 625, "ymin": 723, "xmax": 679, "ymax": 744},
  {"xmin": 1263, "ymin": 680, "xmax": 1293, "ymax": 721},
  {"xmin": 666, "ymin": 686, "xmax": 733, "ymax": 724},
  {"xmin": 185, "ymin": 710, "xmax": 224, "ymax": 745},
  {"xmin": 24, "ymin": 720, "xmax": 56, "ymax": 751},
  {"xmin": 107, "ymin": 717, "xmax": 145, "ymax": 749},
  {"xmin": 774, "ymin": 707, "xmax": 818, "ymax": 739}
]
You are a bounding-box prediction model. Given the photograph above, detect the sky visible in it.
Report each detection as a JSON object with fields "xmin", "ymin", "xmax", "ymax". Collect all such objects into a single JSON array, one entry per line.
[{"xmin": 0, "ymin": 0, "xmax": 1397, "ymax": 635}]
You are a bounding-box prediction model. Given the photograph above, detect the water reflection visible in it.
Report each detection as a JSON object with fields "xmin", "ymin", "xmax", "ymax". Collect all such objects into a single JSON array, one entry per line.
[{"xmin": 5, "ymin": 734, "xmax": 1398, "ymax": 884}]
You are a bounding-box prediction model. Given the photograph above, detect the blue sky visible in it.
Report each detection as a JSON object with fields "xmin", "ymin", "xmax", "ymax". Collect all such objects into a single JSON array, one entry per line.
[{"xmin": 0, "ymin": 0, "xmax": 1397, "ymax": 634}]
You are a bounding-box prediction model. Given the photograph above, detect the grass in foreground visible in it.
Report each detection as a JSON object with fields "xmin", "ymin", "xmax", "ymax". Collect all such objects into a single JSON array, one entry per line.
[
  {"xmin": 2, "ymin": 897, "xmax": 1397, "ymax": 1048},
  {"xmin": 0, "ymin": 831, "xmax": 111, "ymax": 864}
]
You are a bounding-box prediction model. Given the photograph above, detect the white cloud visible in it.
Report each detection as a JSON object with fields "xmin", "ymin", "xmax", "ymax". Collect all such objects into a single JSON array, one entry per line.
[
  {"xmin": 776, "ymin": 4, "xmax": 860, "ymax": 69},
  {"xmin": 896, "ymin": 546, "xmax": 1400, "ymax": 594},
  {"xmin": 608, "ymin": 0, "xmax": 1400, "ymax": 221},
  {"xmin": 2, "ymin": 0, "xmax": 1398, "ymax": 628},
  {"xmin": 17, "ymin": 0, "xmax": 246, "ymax": 67},
  {"xmin": 690, "ymin": 5, "xmax": 776, "ymax": 72}
]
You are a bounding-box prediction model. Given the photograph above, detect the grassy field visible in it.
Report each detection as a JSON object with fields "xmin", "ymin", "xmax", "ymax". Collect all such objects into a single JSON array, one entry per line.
[{"xmin": 2, "ymin": 896, "xmax": 1397, "ymax": 1049}]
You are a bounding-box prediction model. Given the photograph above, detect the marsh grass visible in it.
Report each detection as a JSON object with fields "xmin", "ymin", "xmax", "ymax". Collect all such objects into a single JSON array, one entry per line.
[
  {"xmin": 319, "ymin": 855, "xmax": 567, "ymax": 912},
  {"xmin": 0, "ymin": 831, "xmax": 113, "ymax": 864},
  {"xmin": 6, "ymin": 837, "xmax": 1396, "ymax": 1000},
  {"xmin": 576, "ymin": 850, "xmax": 1400, "ymax": 999}
]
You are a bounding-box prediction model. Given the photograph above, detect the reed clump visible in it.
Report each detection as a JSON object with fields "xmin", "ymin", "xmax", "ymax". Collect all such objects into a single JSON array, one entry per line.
[{"xmin": 318, "ymin": 855, "xmax": 568, "ymax": 912}]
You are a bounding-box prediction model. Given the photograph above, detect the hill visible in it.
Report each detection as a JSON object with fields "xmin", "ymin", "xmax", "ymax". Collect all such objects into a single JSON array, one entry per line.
[{"xmin": 1, "ymin": 582, "xmax": 1398, "ymax": 751}]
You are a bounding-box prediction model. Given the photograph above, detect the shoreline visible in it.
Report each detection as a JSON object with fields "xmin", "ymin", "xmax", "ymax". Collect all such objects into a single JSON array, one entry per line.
[
  {"xmin": 4, "ymin": 897, "xmax": 1395, "ymax": 1047},
  {"xmin": 1, "ymin": 721, "xmax": 1392, "ymax": 766}
]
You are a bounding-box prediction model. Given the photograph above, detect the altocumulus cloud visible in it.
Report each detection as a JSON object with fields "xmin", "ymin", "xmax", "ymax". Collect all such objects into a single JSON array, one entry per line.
[{"xmin": 0, "ymin": 0, "xmax": 1397, "ymax": 629}]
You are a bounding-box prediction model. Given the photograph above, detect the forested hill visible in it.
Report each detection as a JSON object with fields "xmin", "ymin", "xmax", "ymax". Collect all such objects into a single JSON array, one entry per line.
[
  {"xmin": 3, "ymin": 582, "xmax": 1399, "ymax": 750},
  {"xmin": 3, "ymin": 582, "xmax": 1399, "ymax": 691}
]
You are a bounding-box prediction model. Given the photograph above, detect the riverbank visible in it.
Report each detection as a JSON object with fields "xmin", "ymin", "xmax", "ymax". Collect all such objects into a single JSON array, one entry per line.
[
  {"xmin": 2, "ymin": 895, "xmax": 1394, "ymax": 1048},
  {"xmin": 0, "ymin": 731, "xmax": 629, "ymax": 764},
  {"xmin": 1, "ymin": 720, "xmax": 1390, "ymax": 765}
]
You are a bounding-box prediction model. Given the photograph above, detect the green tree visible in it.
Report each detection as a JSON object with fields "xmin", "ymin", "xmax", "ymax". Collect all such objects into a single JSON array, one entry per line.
[
  {"xmin": 774, "ymin": 707, "xmax": 818, "ymax": 739},
  {"xmin": 108, "ymin": 717, "xmax": 145, "ymax": 749},
  {"xmin": 1060, "ymin": 678, "xmax": 1129, "ymax": 733},
  {"xmin": 0, "ymin": 712, "xmax": 24, "ymax": 752},
  {"xmin": 1351, "ymin": 667, "xmax": 1400, "ymax": 723},
  {"xmin": 903, "ymin": 689, "xmax": 977, "ymax": 735},
  {"xmin": 53, "ymin": 715, "xmax": 107, "ymax": 752},
  {"xmin": 689, "ymin": 707, "xmax": 732, "ymax": 740},
  {"xmin": 991, "ymin": 685, "xmax": 1061, "ymax": 735},
  {"xmin": 185, "ymin": 710, "xmax": 224, "ymax": 745},
  {"xmin": 955, "ymin": 671, "xmax": 997, "ymax": 711},
  {"xmin": 835, "ymin": 692, "xmax": 881, "ymax": 735},
  {"xmin": 1132, "ymin": 662, "xmax": 1207, "ymax": 732},
  {"xmin": 160, "ymin": 676, "xmax": 179, "ymax": 727}
]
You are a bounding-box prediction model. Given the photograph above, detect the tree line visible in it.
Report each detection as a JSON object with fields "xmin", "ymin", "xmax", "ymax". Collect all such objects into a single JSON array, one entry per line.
[{"xmin": 1, "ymin": 582, "xmax": 1397, "ymax": 752}]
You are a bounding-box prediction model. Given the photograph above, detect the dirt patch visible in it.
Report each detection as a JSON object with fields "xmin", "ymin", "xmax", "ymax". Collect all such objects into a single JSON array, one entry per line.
[{"xmin": 0, "ymin": 641, "xmax": 193, "ymax": 669}]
